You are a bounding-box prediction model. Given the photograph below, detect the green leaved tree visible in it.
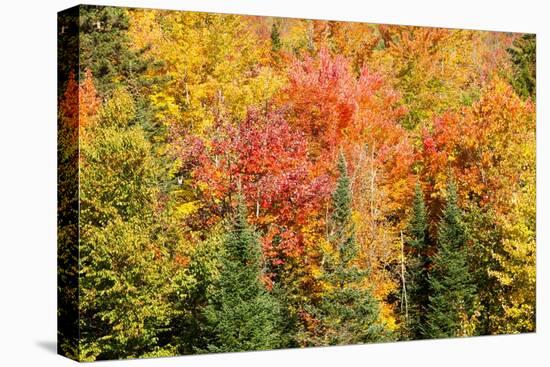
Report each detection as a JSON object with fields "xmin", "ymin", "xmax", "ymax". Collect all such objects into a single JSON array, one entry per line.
[
  {"xmin": 79, "ymin": 5, "xmax": 156, "ymax": 97},
  {"xmin": 271, "ymin": 20, "xmax": 282, "ymax": 52},
  {"xmin": 424, "ymin": 180, "xmax": 475, "ymax": 339},
  {"xmin": 78, "ymin": 88, "xmax": 181, "ymax": 360},
  {"xmin": 202, "ymin": 195, "xmax": 282, "ymax": 353},
  {"xmin": 311, "ymin": 152, "xmax": 387, "ymax": 345},
  {"xmin": 508, "ymin": 33, "xmax": 536, "ymax": 99},
  {"xmin": 404, "ymin": 183, "xmax": 430, "ymax": 339}
]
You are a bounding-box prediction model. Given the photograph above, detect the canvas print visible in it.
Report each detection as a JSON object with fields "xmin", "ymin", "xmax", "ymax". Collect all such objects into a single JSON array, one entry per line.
[{"xmin": 57, "ymin": 4, "xmax": 536, "ymax": 362}]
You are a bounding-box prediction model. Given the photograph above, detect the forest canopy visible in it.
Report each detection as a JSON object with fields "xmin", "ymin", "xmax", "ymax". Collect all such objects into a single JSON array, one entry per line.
[{"xmin": 57, "ymin": 5, "xmax": 536, "ymax": 361}]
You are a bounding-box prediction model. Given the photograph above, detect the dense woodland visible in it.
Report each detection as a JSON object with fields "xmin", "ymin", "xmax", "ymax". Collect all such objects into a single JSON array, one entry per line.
[{"xmin": 58, "ymin": 6, "xmax": 536, "ymax": 361}]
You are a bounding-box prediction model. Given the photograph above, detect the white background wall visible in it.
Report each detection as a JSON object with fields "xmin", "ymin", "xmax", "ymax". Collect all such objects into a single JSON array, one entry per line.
[{"xmin": 0, "ymin": 0, "xmax": 547, "ymax": 365}]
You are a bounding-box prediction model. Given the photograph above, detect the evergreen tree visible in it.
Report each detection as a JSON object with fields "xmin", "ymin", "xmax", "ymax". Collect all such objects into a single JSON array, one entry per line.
[
  {"xmin": 78, "ymin": 5, "xmax": 170, "ymax": 147},
  {"xmin": 79, "ymin": 5, "xmax": 154, "ymax": 97},
  {"xmin": 271, "ymin": 20, "xmax": 282, "ymax": 52},
  {"xmin": 168, "ymin": 224, "xmax": 226, "ymax": 355},
  {"xmin": 507, "ymin": 33, "xmax": 536, "ymax": 99},
  {"xmin": 331, "ymin": 152, "xmax": 357, "ymax": 270},
  {"xmin": 404, "ymin": 183, "xmax": 430, "ymax": 339},
  {"xmin": 57, "ymin": 6, "xmax": 80, "ymax": 99},
  {"xmin": 202, "ymin": 195, "xmax": 281, "ymax": 353},
  {"xmin": 424, "ymin": 180, "xmax": 475, "ymax": 338},
  {"xmin": 311, "ymin": 152, "xmax": 386, "ymax": 345}
]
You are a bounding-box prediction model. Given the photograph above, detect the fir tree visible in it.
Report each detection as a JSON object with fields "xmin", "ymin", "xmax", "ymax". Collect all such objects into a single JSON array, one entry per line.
[
  {"xmin": 202, "ymin": 195, "xmax": 281, "ymax": 353},
  {"xmin": 311, "ymin": 152, "xmax": 386, "ymax": 345},
  {"xmin": 424, "ymin": 180, "xmax": 475, "ymax": 338},
  {"xmin": 404, "ymin": 183, "xmax": 430, "ymax": 339}
]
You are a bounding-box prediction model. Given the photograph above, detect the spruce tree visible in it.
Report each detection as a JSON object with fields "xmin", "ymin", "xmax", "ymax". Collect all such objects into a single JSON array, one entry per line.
[
  {"xmin": 79, "ymin": 5, "xmax": 154, "ymax": 97},
  {"xmin": 270, "ymin": 20, "xmax": 282, "ymax": 52},
  {"xmin": 312, "ymin": 152, "xmax": 386, "ymax": 345},
  {"xmin": 202, "ymin": 195, "xmax": 281, "ymax": 353},
  {"xmin": 332, "ymin": 152, "xmax": 357, "ymax": 270},
  {"xmin": 507, "ymin": 33, "xmax": 536, "ymax": 99},
  {"xmin": 78, "ymin": 5, "xmax": 168, "ymax": 144},
  {"xmin": 424, "ymin": 180, "xmax": 475, "ymax": 338},
  {"xmin": 405, "ymin": 183, "xmax": 430, "ymax": 339}
]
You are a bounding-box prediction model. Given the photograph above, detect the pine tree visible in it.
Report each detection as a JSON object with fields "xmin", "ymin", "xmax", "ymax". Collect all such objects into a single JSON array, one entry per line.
[
  {"xmin": 424, "ymin": 180, "xmax": 475, "ymax": 338},
  {"xmin": 404, "ymin": 183, "xmax": 430, "ymax": 339},
  {"xmin": 202, "ymin": 195, "xmax": 281, "ymax": 353},
  {"xmin": 311, "ymin": 152, "xmax": 386, "ymax": 345}
]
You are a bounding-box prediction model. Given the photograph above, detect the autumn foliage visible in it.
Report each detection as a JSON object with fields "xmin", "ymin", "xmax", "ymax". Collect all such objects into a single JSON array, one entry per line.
[{"xmin": 58, "ymin": 5, "xmax": 536, "ymax": 361}]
